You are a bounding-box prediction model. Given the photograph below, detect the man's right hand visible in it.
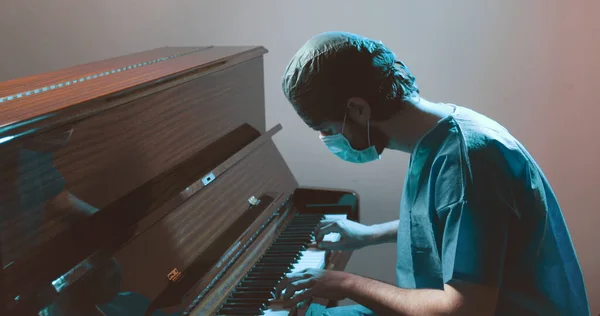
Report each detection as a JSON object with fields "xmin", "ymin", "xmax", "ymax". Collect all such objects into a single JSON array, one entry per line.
[{"xmin": 310, "ymin": 219, "xmax": 379, "ymax": 251}]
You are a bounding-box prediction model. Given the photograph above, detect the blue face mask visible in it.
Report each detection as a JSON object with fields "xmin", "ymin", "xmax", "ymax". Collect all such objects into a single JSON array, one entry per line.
[{"xmin": 319, "ymin": 113, "xmax": 381, "ymax": 164}]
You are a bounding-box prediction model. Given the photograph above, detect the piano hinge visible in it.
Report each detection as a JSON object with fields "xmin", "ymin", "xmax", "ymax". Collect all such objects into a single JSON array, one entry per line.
[
  {"xmin": 201, "ymin": 172, "xmax": 215, "ymax": 186},
  {"xmin": 247, "ymin": 196, "xmax": 260, "ymax": 206}
]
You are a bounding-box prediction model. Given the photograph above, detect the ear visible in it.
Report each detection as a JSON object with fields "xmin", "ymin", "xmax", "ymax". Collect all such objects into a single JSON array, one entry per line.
[{"xmin": 346, "ymin": 97, "xmax": 371, "ymax": 126}]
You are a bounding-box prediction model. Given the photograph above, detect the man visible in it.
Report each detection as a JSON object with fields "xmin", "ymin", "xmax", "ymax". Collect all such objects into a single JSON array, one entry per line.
[{"xmin": 274, "ymin": 31, "xmax": 590, "ymax": 315}]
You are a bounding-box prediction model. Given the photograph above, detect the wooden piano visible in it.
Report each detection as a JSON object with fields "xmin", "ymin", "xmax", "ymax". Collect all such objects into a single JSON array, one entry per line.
[{"xmin": 0, "ymin": 46, "xmax": 360, "ymax": 315}]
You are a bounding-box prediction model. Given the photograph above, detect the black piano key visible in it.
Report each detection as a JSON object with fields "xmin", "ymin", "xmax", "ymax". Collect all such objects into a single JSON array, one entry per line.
[
  {"xmin": 269, "ymin": 243, "xmax": 307, "ymax": 248},
  {"xmin": 274, "ymin": 239, "xmax": 310, "ymax": 244},
  {"xmin": 242, "ymin": 276, "xmax": 283, "ymax": 283},
  {"xmin": 238, "ymin": 283, "xmax": 279, "ymax": 290},
  {"xmin": 257, "ymin": 257, "xmax": 297, "ymax": 262},
  {"xmin": 261, "ymin": 253, "xmax": 299, "ymax": 257},
  {"xmin": 236, "ymin": 287, "xmax": 278, "ymax": 293},
  {"xmin": 217, "ymin": 308, "xmax": 263, "ymax": 315},
  {"xmin": 279, "ymin": 229, "xmax": 315, "ymax": 234},
  {"xmin": 262, "ymin": 251, "xmax": 301, "ymax": 256},
  {"xmin": 230, "ymin": 292, "xmax": 274, "ymax": 299},
  {"xmin": 281, "ymin": 225, "xmax": 317, "ymax": 229},
  {"xmin": 269, "ymin": 243, "xmax": 306, "ymax": 247},
  {"xmin": 244, "ymin": 273, "xmax": 285, "ymax": 278},
  {"xmin": 248, "ymin": 268, "xmax": 290, "ymax": 274},
  {"xmin": 224, "ymin": 298, "xmax": 268, "ymax": 305},
  {"xmin": 269, "ymin": 247, "xmax": 307, "ymax": 252},
  {"xmin": 237, "ymin": 282, "xmax": 278, "ymax": 288},
  {"xmin": 222, "ymin": 303, "xmax": 268, "ymax": 309},
  {"xmin": 220, "ymin": 302, "xmax": 267, "ymax": 310},
  {"xmin": 253, "ymin": 262, "xmax": 293, "ymax": 268},
  {"xmin": 276, "ymin": 234, "xmax": 314, "ymax": 239}
]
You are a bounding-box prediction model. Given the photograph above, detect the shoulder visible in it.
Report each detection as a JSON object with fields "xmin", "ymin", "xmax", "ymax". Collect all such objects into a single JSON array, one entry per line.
[
  {"xmin": 452, "ymin": 108, "xmax": 529, "ymax": 180},
  {"xmin": 430, "ymin": 107, "xmax": 530, "ymax": 208},
  {"xmin": 451, "ymin": 108, "xmax": 534, "ymax": 215}
]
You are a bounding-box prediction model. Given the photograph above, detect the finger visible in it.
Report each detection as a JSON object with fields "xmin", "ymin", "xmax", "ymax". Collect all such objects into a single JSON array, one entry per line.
[
  {"xmin": 315, "ymin": 219, "xmax": 337, "ymax": 228},
  {"xmin": 276, "ymin": 268, "xmax": 315, "ymax": 299},
  {"xmin": 316, "ymin": 240, "xmax": 348, "ymax": 251},
  {"xmin": 314, "ymin": 220, "xmax": 339, "ymax": 233},
  {"xmin": 313, "ymin": 222, "xmax": 334, "ymax": 241},
  {"xmin": 282, "ymin": 288, "xmax": 316, "ymax": 309},
  {"xmin": 275, "ymin": 273, "xmax": 308, "ymax": 297},
  {"xmin": 315, "ymin": 223, "xmax": 339, "ymax": 242},
  {"xmin": 306, "ymin": 241, "xmax": 319, "ymax": 248},
  {"xmin": 282, "ymin": 279, "xmax": 315, "ymax": 301}
]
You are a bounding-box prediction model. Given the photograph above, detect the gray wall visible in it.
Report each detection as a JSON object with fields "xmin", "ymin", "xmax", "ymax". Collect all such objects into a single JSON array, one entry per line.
[{"xmin": 1, "ymin": 0, "xmax": 598, "ymax": 312}]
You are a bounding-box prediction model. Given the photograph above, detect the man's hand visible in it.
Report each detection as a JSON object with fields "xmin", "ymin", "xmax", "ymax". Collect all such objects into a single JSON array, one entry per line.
[
  {"xmin": 272, "ymin": 268, "xmax": 350, "ymax": 308},
  {"xmin": 311, "ymin": 219, "xmax": 378, "ymax": 251}
]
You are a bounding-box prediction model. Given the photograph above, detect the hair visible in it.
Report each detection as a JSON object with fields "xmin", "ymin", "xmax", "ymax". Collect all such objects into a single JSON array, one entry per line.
[{"xmin": 282, "ymin": 32, "xmax": 419, "ymax": 130}]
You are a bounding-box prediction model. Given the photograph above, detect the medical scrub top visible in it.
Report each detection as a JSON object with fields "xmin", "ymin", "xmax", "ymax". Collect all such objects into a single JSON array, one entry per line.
[{"xmin": 396, "ymin": 105, "xmax": 589, "ymax": 315}]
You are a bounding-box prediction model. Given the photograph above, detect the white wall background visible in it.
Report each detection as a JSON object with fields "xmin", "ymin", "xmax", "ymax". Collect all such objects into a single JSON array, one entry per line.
[{"xmin": 1, "ymin": 0, "xmax": 598, "ymax": 313}]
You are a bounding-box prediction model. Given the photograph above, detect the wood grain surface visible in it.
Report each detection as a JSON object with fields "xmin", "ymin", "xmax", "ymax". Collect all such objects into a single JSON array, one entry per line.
[
  {"xmin": 0, "ymin": 46, "xmax": 267, "ymax": 138},
  {"xmin": 0, "ymin": 47, "xmax": 203, "ymax": 98}
]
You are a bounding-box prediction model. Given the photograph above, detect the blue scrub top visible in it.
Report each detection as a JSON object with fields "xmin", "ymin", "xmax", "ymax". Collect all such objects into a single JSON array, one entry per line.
[{"xmin": 396, "ymin": 105, "xmax": 589, "ymax": 315}]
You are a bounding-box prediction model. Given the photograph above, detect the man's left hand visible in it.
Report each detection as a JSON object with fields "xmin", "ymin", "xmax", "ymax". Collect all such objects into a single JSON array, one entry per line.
[{"xmin": 272, "ymin": 268, "xmax": 350, "ymax": 308}]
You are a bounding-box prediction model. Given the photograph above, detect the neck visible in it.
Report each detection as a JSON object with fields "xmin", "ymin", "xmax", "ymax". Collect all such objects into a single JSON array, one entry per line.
[{"xmin": 375, "ymin": 98, "xmax": 453, "ymax": 153}]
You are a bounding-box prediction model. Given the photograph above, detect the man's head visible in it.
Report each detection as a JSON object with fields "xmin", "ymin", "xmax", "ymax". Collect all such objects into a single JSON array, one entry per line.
[{"xmin": 282, "ymin": 31, "xmax": 420, "ymax": 162}]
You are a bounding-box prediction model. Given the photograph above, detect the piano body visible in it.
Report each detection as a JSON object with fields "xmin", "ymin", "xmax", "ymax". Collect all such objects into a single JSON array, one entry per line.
[{"xmin": 0, "ymin": 46, "xmax": 360, "ymax": 315}]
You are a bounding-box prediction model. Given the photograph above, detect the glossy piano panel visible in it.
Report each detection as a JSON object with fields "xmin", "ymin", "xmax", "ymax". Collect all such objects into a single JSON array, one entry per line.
[
  {"xmin": 31, "ymin": 139, "xmax": 297, "ymax": 316},
  {"xmin": 0, "ymin": 57, "xmax": 267, "ymax": 270}
]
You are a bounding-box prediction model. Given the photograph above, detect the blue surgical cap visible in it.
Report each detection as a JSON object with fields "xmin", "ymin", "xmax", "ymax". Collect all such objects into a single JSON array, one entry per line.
[{"xmin": 281, "ymin": 31, "xmax": 408, "ymax": 129}]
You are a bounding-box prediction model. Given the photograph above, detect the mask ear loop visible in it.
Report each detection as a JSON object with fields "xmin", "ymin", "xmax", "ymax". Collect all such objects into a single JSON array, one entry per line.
[
  {"xmin": 367, "ymin": 120, "xmax": 371, "ymax": 147},
  {"xmin": 342, "ymin": 110, "xmax": 371, "ymax": 147}
]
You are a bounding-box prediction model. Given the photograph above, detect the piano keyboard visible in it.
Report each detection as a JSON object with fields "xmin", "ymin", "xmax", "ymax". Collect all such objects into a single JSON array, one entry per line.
[{"xmin": 215, "ymin": 213, "xmax": 346, "ymax": 316}]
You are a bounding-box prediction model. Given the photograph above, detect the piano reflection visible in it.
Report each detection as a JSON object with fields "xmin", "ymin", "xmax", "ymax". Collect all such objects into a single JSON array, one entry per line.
[{"xmin": 0, "ymin": 46, "xmax": 360, "ymax": 315}]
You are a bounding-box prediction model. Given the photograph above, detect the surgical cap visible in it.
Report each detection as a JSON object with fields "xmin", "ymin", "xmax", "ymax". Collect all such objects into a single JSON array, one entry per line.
[{"xmin": 281, "ymin": 31, "xmax": 405, "ymax": 128}]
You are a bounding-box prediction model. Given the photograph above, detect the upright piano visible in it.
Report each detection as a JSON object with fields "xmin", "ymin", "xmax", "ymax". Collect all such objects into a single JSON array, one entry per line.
[{"xmin": 0, "ymin": 46, "xmax": 360, "ymax": 315}]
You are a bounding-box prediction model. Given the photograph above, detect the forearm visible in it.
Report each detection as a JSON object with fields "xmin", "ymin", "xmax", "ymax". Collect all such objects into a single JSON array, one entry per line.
[
  {"xmin": 341, "ymin": 274, "xmax": 452, "ymax": 316},
  {"xmin": 368, "ymin": 220, "xmax": 399, "ymax": 245}
]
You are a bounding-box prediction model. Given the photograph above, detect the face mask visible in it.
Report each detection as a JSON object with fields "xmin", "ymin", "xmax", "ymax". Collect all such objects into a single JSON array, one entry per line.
[{"xmin": 319, "ymin": 113, "xmax": 381, "ymax": 164}]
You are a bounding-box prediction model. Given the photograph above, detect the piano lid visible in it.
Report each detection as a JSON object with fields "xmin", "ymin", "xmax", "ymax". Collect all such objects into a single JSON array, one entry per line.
[{"xmin": 0, "ymin": 46, "xmax": 268, "ymax": 141}]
